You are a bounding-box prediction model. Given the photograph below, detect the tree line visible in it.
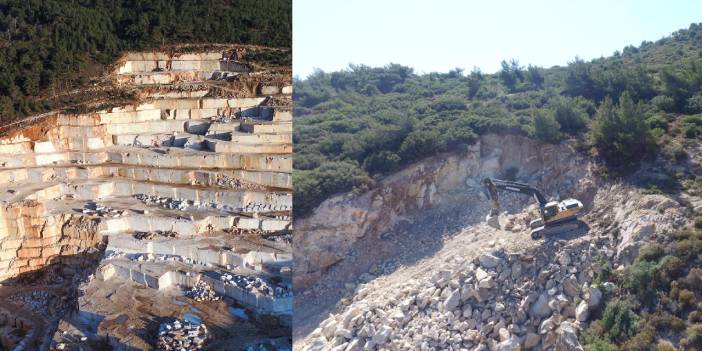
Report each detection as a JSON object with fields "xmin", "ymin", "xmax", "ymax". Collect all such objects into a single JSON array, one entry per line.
[{"xmin": 0, "ymin": 0, "xmax": 292, "ymax": 120}]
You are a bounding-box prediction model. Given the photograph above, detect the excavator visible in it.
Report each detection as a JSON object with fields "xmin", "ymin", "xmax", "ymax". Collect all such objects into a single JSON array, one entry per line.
[{"xmin": 482, "ymin": 178, "xmax": 583, "ymax": 239}]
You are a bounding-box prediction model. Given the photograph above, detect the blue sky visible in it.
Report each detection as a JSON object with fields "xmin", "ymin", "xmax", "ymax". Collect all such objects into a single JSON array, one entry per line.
[{"xmin": 294, "ymin": 0, "xmax": 702, "ymax": 78}]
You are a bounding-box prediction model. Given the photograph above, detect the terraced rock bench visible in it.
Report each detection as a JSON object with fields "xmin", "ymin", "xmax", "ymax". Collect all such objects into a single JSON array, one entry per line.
[{"xmin": 0, "ymin": 46, "xmax": 292, "ymax": 350}]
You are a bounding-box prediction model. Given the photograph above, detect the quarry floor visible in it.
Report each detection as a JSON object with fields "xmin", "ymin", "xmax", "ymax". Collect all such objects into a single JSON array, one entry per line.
[{"xmin": 54, "ymin": 277, "xmax": 290, "ymax": 350}]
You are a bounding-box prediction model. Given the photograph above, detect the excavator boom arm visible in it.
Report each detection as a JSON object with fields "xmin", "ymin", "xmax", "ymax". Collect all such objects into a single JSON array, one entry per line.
[{"xmin": 482, "ymin": 178, "xmax": 548, "ymax": 213}]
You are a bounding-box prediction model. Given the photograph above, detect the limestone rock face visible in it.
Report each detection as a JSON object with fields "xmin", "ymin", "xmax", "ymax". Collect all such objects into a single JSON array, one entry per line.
[{"xmin": 0, "ymin": 203, "xmax": 102, "ymax": 280}]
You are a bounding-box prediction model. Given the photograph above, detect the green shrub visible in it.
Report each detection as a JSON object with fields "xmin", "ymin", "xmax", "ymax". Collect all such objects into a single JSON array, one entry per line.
[
  {"xmin": 623, "ymin": 260, "xmax": 658, "ymax": 298},
  {"xmin": 399, "ymin": 129, "xmax": 447, "ymax": 162},
  {"xmin": 695, "ymin": 216, "xmax": 702, "ymax": 229},
  {"xmin": 683, "ymin": 124, "xmax": 700, "ymax": 138},
  {"xmin": 672, "ymin": 237, "xmax": 702, "ymax": 259},
  {"xmin": 584, "ymin": 321, "xmax": 620, "ymax": 351},
  {"xmin": 652, "ymin": 95, "xmax": 676, "ymax": 112},
  {"xmin": 293, "ymin": 171, "xmax": 322, "ymax": 217},
  {"xmin": 647, "ymin": 114, "xmax": 669, "ymax": 131},
  {"xmin": 647, "ymin": 311, "xmax": 686, "ymax": 332},
  {"xmin": 444, "ymin": 120, "xmax": 478, "ymax": 149},
  {"xmin": 682, "ymin": 114, "xmax": 702, "ymax": 126},
  {"xmin": 671, "ymin": 228, "xmax": 694, "ymax": 241},
  {"xmin": 591, "ymin": 94, "xmax": 654, "ymax": 169},
  {"xmin": 293, "ymin": 161, "xmax": 373, "ymax": 217},
  {"xmin": 686, "ymin": 93, "xmax": 702, "ymax": 114},
  {"xmin": 601, "ymin": 299, "xmax": 639, "ymax": 341},
  {"xmin": 585, "ymin": 337, "xmax": 620, "ymax": 351},
  {"xmin": 475, "ymin": 85, "xmax": 498, "ymax": 99},
  {"xmin": 650, "ymin": 127, "xmax": 666, "ymax": 140},
  {"xmin": 431, "ymin": 97, "xmax": 467, "ymax": 112},
  {"xmin": 363, "ymin": 151, "xmax": 401, "ymax": 174},
  {"xmin": 643, "ymin": 185, "xmax": 663, "ymax": 194},
  {"xmin": 662, "ymin": 142, "xmax": 687, "ymax": 162},
  {"xmin": 550, "ymin": 96, "xmax": 588, "ymax": 134},
  {"xmin": 689, "ymin": 311, "xmax": 702, "ymax": 323},
  {"xmin": 531, "ymin": 110, "xmax": 562, "ymax": 143},
  {"xmin": 684, "ymin": 268, "xmax": 702, "ymax": 291},
  {"xmin": 622, "ymin": 323, "xmax": 655, "ymax": 351},
  {"xmin": 654, "ymin": 340, "xmax": 676, "ymax": 351},
  {"xmin": 681, "ymin": 324, "xmax": 702, "ymax": 350},
  {"xmin": 294, "ymin": 152, "xmax": 327, "ymax": 170},
  {"xmin": 657, "ymin": 255, "xmax": 685, "ymax": 284},
  {"xmin": 679, "ymin": 289, "xmax": 697, "ymax": 309},
  {"xmin": 637, "ymin": 244, "xmax": 665, "ymax": 262}
]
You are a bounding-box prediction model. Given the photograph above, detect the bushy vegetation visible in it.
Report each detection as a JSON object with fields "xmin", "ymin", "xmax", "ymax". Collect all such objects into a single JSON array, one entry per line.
[
  {"xmin": 583, "ymin": 224, "xmax": 702, "ymax": 350},
  {"xmin": 0, "ymin": 0, "xmax": 291, "ymax": 119},
  {"xmin": 591, "ymin": 93, "xmax": 655, "ymax": 169},
  {"xmin": 294, "ymin": 23, "xmax": 702, "ymax": 217}
]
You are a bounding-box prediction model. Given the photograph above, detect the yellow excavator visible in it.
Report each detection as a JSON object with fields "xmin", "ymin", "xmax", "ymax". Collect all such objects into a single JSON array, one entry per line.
[{"xmin": 483, "ymin": 178, "xmax": 583, "ymax": 239}]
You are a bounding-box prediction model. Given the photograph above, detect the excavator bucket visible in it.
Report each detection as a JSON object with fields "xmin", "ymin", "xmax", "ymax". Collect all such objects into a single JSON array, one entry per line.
[
  {"xmin": 486, "ymin": 213, "xmax": 500, "ymax": 229},
  {"xmin": 483, "ymin": 179, "xmax": 502, "ymax": 229}
]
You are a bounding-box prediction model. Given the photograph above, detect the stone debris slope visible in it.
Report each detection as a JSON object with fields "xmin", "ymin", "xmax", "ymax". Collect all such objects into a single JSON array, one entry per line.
[{"xmin": 299, "ymin": 185, "xmax": 689, "ymax": 351}]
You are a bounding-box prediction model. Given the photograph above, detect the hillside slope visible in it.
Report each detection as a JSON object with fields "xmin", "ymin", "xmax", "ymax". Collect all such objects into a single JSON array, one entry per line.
[{"xmin": 293, "ymin": 22, "xmax": 702, "ymax": 218}]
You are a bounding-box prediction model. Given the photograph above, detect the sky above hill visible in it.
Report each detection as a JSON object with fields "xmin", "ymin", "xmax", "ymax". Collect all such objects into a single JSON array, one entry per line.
[{"xmin": 294, "ymin": 0, "xmax": 702, "ymax": 78}]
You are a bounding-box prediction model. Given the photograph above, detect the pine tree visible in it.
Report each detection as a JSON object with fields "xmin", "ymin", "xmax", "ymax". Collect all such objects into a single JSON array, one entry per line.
[{"xmin": 592, "ymin": 92, "xmax": 653, "ymax": 168}]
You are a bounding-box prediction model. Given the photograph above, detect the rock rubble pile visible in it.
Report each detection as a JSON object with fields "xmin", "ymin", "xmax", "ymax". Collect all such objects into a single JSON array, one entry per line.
[
  {"xmin": 9, "ymin": 290, "xmax": 50, "ymax": 310},
  {"xmin": 243, "ymin": 202, "xmax": 290, "ymax": 213},
  {"xmin": 215, "ymin": 174, "xmax": 249, "ymax": 189},
  {"xmin": 133, "ymin": 194, "xmax": 290, "ymax": 214},
  {"xmin": 157, "ymin": 319, "xmax": 209, "ymax": 351},
  {"xmin": 133, "ymin": 194, "xmax": 201, "ymax": 211},
  {"xmin": 264, "ymin": 232, "xmax": 293, "ymax": 244},
  {"xmin": 82, "ymin": 203, "xmax": 124, "ymax": 217},
  {"xmin": 186, "ymin": 281, "xmax": 220, "ymax": 302},
  {"xmin": 221, "ymin": 273, "xmax": 292, "ymax": 297},
  {"xmin": 134, "ymin": 230, "xmax": 177, "ymax": 240},
  {"xmin": 305, "ymin": 242, "xmax": 608, "ymax": 351}
]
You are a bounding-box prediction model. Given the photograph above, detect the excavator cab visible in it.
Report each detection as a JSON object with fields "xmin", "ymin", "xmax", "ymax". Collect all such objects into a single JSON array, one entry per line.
[{"xmin": 542, "ymin": 203, "xmax": 559, "ymax": 220}]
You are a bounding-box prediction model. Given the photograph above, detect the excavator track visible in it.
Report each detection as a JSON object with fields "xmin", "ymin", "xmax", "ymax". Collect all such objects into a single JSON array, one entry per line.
[{"xmin": 531, "ymin": 218, "xmax": 582, "ymax": 239}]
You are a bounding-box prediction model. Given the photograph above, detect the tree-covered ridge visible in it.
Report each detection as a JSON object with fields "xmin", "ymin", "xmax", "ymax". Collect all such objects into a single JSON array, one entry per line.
[
  {"xmin": 0, "ymin": 0, "xmax": 292, "ymax": 120},
  {"xmin": 293, "ymin": 23, "xmax": 702, "ymax": 217}
]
